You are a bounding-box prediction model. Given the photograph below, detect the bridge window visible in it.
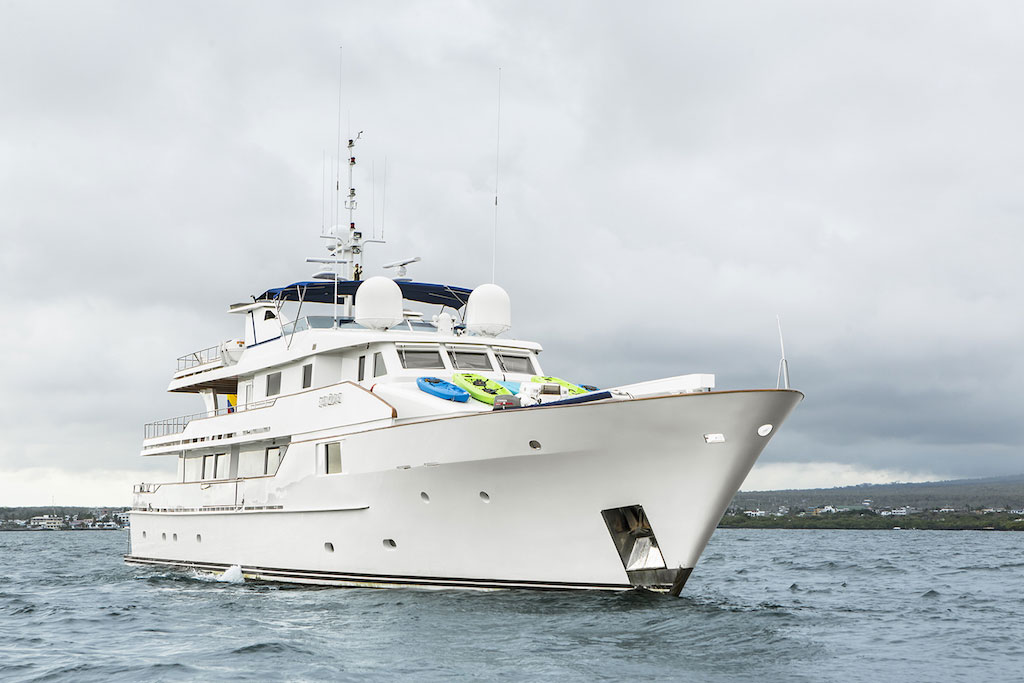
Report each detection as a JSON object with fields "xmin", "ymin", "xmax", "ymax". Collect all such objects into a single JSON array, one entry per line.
[
  {"xmin": 398, "ymin": 349, "xmax": 445, "ymax": 369},
  {"xmin": 496, "ymin": 351, "xmax": 534, "ymax": 374},
  {"xmin": 451, "ymin": 351, "xmax": 492, "ymax": 371}
]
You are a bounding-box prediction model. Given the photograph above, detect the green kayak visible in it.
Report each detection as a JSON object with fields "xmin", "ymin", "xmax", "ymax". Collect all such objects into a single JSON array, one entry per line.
[
  {"xmin": 531, "ymin": 375, "xmax": 588, "ymax": 395},
  {"xmin": 452, "ymin": 373, "xmax": 513, "ymax": 405}
]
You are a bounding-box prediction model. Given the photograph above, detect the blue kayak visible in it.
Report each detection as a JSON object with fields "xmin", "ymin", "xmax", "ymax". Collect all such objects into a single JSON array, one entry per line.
[{"xmin": 417, "ymin": 376, "xmax": 470, "ymax": 402}]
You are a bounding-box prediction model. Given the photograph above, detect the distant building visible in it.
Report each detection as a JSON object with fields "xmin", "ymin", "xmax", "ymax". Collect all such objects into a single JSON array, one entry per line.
[
  {"xmin": 113, "ymin": 512, "xmax": 130, "ymax": 525},
  {"xmin": 744, "ymin": 510, "xmax": 766, "ymax": 517},
  {"xmin": 29, "ymin": 515, "xmax": 63, "ymax": 530}
]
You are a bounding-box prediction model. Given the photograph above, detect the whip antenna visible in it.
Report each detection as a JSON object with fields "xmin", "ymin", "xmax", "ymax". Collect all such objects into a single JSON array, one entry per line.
[{"xmin": 492, "ymin": 67, "xmax": 502, "ymax": 283}]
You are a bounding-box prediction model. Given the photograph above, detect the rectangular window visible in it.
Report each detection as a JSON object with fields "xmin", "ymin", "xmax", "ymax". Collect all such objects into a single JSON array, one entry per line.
[
  {"xmin": 451, "ymin": 350, "xmax": 493, "ymax": 371},
  {"xmin": 237, "ymin": 450, "xmax": 264, "ymax": 478},
  {"xmin": 398, "ymin": 348, "xmax": 445, "ymax": 369},
  {"xmin": 243, "ymin": 382, "xmax": 253, "ymax": 409},
  {"xmin": 357, "ymin": 355, "xmax": 366, "ymax": 381},
  {"xmin": 184, "ymin": 456, "xmax": 203, "ymax": 482},
  {"xmin": 265, "ymin": 446, "xmax": 281, "ymax": 475},
  {"xmin": 202, "ymin": 454, "xmax": 215, "ymax": 480},
  {"xmin": 325, "ymin": 442, "xmax": 342, "ymax": 474},
  {"xmin": 302, "ymin": 363, "xmax": 313, "ymax": 389},
  {"xmin": 214, "ymin": 453, "xmax": 229, "ymax": 479},
  {"xmin": 373, "ymin": 352, "xmax": 387, "ymax": 377},
  {"xmin": 266, "ymin": 372, "xmax": 281, "ymax": 396},
  {"xmin": 496, "ymin": 352, "xmax": 534, "ymax": 374}
]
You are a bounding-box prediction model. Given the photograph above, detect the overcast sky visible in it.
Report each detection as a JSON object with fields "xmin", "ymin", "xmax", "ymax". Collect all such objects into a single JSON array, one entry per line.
[{"xmin": 2, "ymin": 1, "xmax": 1021, "ymax": 505}]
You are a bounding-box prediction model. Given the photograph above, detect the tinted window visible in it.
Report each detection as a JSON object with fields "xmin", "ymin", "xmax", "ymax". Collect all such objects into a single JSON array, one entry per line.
[
  {"xmin": 497, "ymin": 353, "xmax": 533, "ymax": 374},
  {"xmin": 399, "ymin": 349, "xmax": 445, "ymax": 369},
  {"xmin": 373, "ymin": 352, "xmax": 387, "ymax": 377},
  {"xmin": 302, "ymin": 364, "xmax": 313, "ymax": 389},
  {"xmin": 325, "ymin": 442, "xmax": 342, "ymax": 474},
  {"xmin": 451, "ymin": 351, "xmax": 492, "ymax": 371},
  {"xmin": 358, "ymin": 355, "xmax": 366, "ymax": 381},
  {"xmin": 266, "ymin": 372, "xmax": 281, "ymax": 396},
  {"xmin": 265, "ymin": 446, "xmax": 281, "ymax": 475}
]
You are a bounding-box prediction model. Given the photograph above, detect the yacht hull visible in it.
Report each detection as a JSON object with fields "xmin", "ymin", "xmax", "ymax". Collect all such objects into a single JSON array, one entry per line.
[{"xmin": 125, "ymin": 389, "xmax": 802, "ymax": 592}]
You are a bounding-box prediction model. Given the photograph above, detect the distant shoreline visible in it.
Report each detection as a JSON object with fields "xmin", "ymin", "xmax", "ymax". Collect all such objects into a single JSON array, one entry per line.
[{"xmin": 718, "ymin": 512, "xmax": 1024, "ymax": 531}]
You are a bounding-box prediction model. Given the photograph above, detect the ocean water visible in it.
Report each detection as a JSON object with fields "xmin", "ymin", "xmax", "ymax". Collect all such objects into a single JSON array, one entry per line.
[{"xmin": 1, "ymin": 529, "xmax": 1021, "ymax": 682}]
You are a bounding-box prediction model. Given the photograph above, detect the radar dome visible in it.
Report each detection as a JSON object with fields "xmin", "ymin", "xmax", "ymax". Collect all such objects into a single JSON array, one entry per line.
[
  {"xmin": 354, "ymin": 277, "xmax": 403, "ymax": 330},
  {"xmin": 465, "ymin": 284, "xmax": 511, "ymax": 336}
]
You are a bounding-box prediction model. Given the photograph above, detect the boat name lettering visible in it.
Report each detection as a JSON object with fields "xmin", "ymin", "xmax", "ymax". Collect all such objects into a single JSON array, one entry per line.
[
  {"xmin": 242, "ymin": 427, "xmax": 270, "ymax": 435},
  {"xmin": 319, "ymin": 393, "xmax": 344, "ymax": 408}
]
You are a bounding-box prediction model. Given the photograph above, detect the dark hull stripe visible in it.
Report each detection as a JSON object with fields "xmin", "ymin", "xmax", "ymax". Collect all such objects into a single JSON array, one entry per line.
[{"xmin": 124, "ymin": 555, "xmax": 646, "ymax": 591}]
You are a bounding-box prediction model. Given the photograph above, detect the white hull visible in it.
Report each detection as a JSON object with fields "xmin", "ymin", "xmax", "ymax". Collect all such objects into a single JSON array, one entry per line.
[{"xmin": 127, "ymin": 389, "xmax": 802, "ymax": 591}]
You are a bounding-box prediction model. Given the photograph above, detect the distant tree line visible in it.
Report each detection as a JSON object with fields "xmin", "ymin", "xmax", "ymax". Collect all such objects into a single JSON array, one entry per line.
[
  {"xmin": 730, "ymin": 474, "xmax": 1024, "ymax": 511},
  {"xmin": 0, "ymin": 506, "xmax": 124, "ymax": 522},
  {"xmin": 719, "ymin": 509, "xmax": 1024, "ymax": 531}
]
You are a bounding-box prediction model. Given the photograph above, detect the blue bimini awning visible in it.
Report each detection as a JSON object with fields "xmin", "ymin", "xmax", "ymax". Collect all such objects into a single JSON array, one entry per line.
[{"xmin": 255, "ymin": 280, "xmax": 473, "ymax": 309}]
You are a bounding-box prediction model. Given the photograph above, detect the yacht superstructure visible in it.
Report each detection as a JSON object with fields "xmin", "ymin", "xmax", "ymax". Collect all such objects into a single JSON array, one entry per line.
[{"xmin": 125, "ymin": 137, "xmax": 802, "ymax": 594}]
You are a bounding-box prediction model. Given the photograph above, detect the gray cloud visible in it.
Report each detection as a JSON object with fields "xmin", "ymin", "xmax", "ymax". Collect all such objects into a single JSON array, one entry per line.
[{"xmin": 2, "ymin": 1, "xmax": 1021, "ymax": 498}]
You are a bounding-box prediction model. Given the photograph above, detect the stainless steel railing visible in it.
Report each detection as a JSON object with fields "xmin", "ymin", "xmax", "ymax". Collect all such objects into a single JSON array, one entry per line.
[
  {"xmin": 143, "ymin": 399, "xmax": 276, "ymax": 439},
  {"xmin": 177, "ymin": 344, "xmax": 222, "ymax": 371}
]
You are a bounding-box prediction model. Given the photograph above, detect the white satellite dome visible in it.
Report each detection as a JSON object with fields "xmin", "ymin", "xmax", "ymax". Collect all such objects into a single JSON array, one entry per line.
[
  {"xmin": 354, "ymin": 277, "xmax": 403, "ymax": 330},
  {"xmin": 465, "ymin": 283, "xmax": 511, "ymax": 336}
]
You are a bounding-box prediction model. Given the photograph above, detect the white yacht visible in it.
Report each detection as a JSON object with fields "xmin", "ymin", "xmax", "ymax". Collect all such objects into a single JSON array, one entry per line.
[{"xmin": 125, "ymin": 139, "xmax": 802, "ymax": 595}]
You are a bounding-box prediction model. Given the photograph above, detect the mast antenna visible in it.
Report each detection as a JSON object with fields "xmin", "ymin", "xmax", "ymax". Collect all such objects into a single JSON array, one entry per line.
[
  {"xmin": 334, "ymin": 46, "xmax": 343, "ymax": 237},
  {"xmin": 492, "ymin": 67, "xmax": 502, "ymax": 284},
  {"xmin": 381, "ymin": 156, "xmax": 388, "ymax": 240},
  {"xmin": 776, "ymin": 315, "xmax": 791, "ymax": 390}
]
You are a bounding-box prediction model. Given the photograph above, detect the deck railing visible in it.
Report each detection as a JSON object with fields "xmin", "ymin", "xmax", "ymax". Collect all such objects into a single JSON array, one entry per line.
[
  {"xmin": 177, "ymin": 344, "xmax": 222, "ymax": 372},
  {"xmin": 143, "ymin": 399, "xmax": 276, "ymax": 439}
]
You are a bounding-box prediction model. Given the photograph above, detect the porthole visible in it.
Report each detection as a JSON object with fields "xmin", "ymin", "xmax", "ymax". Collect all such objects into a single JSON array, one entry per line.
[
  {"xmin": 325, "ymin": 542, "xmax": 335, "ymax": 553},
  {"xmin": 161, "ymin": 533, "xmax": 166, "ymax": 541},
  {"xmin": 172, "ymin": 533, "xmax": 178, "ymax": 542},
  {"xmin": 383, "ymin": 539, "xmax": 397, "ymax": 549},
  {"xmin": 142, "ymin": 531, "xmax": 147, "ymax": 539},
  {"xmin": 529, "ymin": 440, "xmax": 541, "ymax": 450},
  {"xmin": 479, "ymin": 491, "xmax": 491, "ymax": 503},
  {"xmin": 757, "ymin": 424, "xmax": 774, "ymax": 437},
  {"xmin": 196, "ymin": 534, "xmax": 202, "ymax": 543},
  {"xmin": 420, "ymin": 492, "xmax": 430, "ymax": 503}
]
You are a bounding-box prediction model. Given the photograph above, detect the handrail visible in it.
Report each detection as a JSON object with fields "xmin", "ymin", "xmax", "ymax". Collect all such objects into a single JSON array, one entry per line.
[
  {"xmin": 177, "ymin": 344, "xmax": 222, "ymax": 371},
  {"xmin": 143, "ymin": 398, "xmax": 277, "ymax": 439}
]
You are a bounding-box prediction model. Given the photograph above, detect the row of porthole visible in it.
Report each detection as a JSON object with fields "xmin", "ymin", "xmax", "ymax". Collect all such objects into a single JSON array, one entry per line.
[
  {"xmin": 141, "ymin": 530, "xmax": 202, "ymax": 543},
  {"xmin": 419, "ymin": 491, "xmax": 491, "ymax": 503},
  {"xmin": 323, "ymin": 539, "xmax": 396, "ymax": 553}
]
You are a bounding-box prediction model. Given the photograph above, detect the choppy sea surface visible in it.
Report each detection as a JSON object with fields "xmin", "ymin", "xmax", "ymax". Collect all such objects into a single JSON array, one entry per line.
[{"xmin": 2, "ymin": 529, "xmax": 1021, "ymax": 682}]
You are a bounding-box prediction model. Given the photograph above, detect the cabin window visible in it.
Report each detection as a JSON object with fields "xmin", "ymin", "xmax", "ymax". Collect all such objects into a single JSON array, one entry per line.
[
  {"xmin": 373, "ymin": 352, "xmax": 387, "ymax": 377},
  {"xmin": 451, "ymin": 350, "xmax": 492, "ymax": 371},
  {"xmin": 183, "ymin": 456, "xmax": 203, "ymax": 482},
  {"xmin": 398, "ymin": 349, "xmax": 445, "ymax": 369},
  {"xmin": 202, "ymin": 454, "xmax": 215, "ymax": 480},
  {"xmin": 358, "ymin": 355, "xmax": 366, "ymax": 381},
  {"xmin": 325, "ymin": 442, "xmax": 342, "ymax": 474},
  {"xmin": 214, "ymin": 453, "xmax": 229, "ymax": 479},
  {"xmin": 496, "ymin": 352, "xmax": 534, "ymax": 374},
  {"xmin": 265, "ymin": 446, "xmax": 282, "ymax": 475},
  {"xmin": 237, "ymin": 450, "xmax": 264, "ymax": 477},
  {"xmin": 266, "ymin": 372, "xmax": 281, "ymax": 396},
  {"xmin": 302, "ymin": 364, "xmax": 313, "ymax": 389}
]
